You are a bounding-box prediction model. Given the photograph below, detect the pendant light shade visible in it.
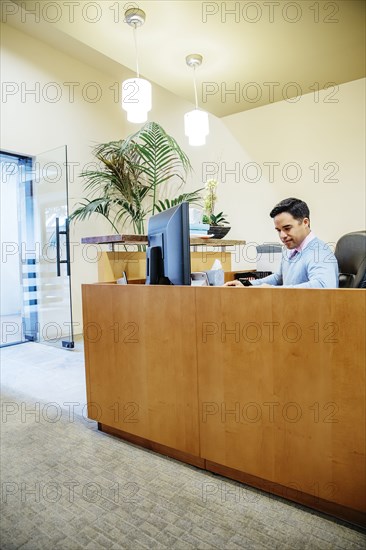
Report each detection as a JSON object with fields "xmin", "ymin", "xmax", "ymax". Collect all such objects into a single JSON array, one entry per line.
[
  {"xmin": 184, "ymin": 109, "xmax": 209, "ymax": 146},
  {"xmin": 184, "ymin": 54, "xmax": 209, "ymax": 146},
  {"xmin": 122, "ymin": 78, "xmax": 152, "ymax": 123},
  {"xmin": 122, "ymin": 8, "xmax": 151, "ymax": 124}
]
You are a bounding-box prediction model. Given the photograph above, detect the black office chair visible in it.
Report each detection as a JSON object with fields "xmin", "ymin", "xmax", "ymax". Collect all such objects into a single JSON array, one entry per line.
[{"xmin": 334, "ymin": 231, "xmax": 366, "ymax": 288}]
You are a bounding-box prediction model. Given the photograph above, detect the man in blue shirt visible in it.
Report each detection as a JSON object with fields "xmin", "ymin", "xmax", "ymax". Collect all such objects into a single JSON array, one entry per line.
[{"xmin": 225, "ymin": 197, "xmax": 339, "ymax": 288}]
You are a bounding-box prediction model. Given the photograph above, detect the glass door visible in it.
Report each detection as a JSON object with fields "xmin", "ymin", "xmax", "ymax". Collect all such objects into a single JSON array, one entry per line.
[
  {"xmin": 23, "ymin": 146, "xmax": 74, "ymax": 349},
  {"xmin": 0, "ymin": 153, "xmax": 28, "ymax": 346}
]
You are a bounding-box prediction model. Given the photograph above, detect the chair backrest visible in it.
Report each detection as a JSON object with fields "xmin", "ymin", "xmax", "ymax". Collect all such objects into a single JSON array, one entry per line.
[{"xmin": 335, "ymin": 231, "xmax": 366, "ymax": 288}]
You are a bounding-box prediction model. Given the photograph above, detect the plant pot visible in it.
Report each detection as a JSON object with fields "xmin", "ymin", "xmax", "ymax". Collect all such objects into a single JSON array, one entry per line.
[{"xmin": 209, "ymin": 225, "xmax": 231, "ymax": 239}]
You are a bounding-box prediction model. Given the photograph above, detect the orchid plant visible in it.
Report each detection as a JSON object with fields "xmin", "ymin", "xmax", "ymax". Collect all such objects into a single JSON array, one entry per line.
[{"xmin": 201, "ymin": 179, "xmax": 229, "ymax": 226}]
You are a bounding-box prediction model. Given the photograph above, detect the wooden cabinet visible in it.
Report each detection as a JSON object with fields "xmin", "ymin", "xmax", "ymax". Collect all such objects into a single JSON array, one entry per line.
[
  {"xmin": 82, "ymin": 284, "xmax": 366, "ymax": 526},
  {"xmin": 82, "ymin": 285, "xmax": 201, "ymax": 460}
]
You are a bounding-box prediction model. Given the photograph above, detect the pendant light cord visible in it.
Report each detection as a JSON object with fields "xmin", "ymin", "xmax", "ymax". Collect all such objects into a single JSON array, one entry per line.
[
  {"xmin": 193, "ymin": 66, "xmax": 198, "ymax": 109},
  {"xmin": 133, "ymin": 25, "xmax": 140, "ymax": 78}
]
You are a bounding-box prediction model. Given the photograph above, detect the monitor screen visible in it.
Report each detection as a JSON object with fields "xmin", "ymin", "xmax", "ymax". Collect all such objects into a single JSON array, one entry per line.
[{"xmin": 146, "ymin": 202, "xmax": 191, "ymax": 285}]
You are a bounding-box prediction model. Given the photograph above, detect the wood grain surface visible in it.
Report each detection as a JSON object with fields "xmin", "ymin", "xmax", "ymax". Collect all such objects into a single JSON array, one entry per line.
[
  {"xmin": 82, "ymin": 284, "xmax": 200, "ymax": 455},
  {"xmin": 82, "ymin": 284, "xmax": 365, "ymax": 522}
]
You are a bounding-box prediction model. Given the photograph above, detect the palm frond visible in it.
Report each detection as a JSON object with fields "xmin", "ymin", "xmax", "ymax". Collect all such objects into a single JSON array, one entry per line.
[
  {"xmin": 153, "ymin": 189, "xmax": 204, "ymax": 212},
  {"xmin": 72, "ymin": 123, "xmax": 197, "ymax": 233},
  {"xmin": 69, "ymin": 198, "xmax": 119, "ymax": 232}
]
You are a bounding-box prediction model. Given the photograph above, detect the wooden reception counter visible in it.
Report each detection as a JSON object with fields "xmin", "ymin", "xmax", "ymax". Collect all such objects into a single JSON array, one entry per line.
[{"xmin": 82, "ymin": 284, "xmax": 365, "ymax": 527}]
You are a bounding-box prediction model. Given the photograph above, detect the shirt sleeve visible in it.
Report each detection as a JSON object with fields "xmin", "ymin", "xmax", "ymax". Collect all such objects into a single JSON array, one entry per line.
[
  {"xmin": 251, "ymin": 270, "xmax": 283, "ymax": 286},
  {"xmin": 282, "ymin": 259, "xmax": 339, "ymax": 288}
]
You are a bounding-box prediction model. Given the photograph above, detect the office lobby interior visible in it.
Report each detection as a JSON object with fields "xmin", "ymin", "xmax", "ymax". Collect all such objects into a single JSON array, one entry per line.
[{"xmin": 1, "ymin": 1, "xmax": 365, "ymax": 548}]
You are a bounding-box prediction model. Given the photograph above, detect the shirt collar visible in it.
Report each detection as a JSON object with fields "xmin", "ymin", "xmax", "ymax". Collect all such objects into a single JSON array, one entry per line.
[
  {"xmin": 287, "ymin": 231, "xmax": 315, "ymax": 259},
  {"xmin": 295, "ymin": 231, "xmax": 316, "ymax": 253}
]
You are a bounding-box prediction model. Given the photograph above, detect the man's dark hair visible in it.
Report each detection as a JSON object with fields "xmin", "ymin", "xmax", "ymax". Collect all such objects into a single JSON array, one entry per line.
[{"xmin": 270, "ymin": 197, "xmax": 310, "ymax": 220}]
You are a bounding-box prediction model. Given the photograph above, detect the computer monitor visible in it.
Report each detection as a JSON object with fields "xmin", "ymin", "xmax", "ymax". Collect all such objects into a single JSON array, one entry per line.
[{"xmin": 146, "ymin": 202, "xmax": 191, "ymax": 285}]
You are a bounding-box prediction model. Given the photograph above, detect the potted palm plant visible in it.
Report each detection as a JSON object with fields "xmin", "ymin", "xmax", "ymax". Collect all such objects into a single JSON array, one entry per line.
[
  {"xmin": 70, "ymin": 122, "xmax": 203, "ymax": 235},
  {"xmin": 202, "ymin": 179, "xmax": 231, "ymax": 239}
]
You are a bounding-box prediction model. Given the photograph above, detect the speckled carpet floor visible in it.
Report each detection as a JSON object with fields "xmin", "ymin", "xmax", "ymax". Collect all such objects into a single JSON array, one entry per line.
[{"xmin": 1, "ymin": 343, "xmax": 365, "ymax": 549}]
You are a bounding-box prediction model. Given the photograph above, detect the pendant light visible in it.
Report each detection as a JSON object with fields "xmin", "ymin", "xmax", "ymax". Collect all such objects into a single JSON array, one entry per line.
[
  {"xmin": 122, "ymin": 8, "xmax": 152, "ymax": 123},
  {"xmin": 184, "ymin": 54, "xmax": 209, "ymax": 146}
]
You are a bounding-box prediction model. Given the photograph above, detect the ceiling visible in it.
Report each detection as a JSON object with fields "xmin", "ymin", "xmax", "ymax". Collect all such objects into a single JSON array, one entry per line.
[{"xmin": 6, "ymin": 0, "xmax": 366, "ymax": 118}]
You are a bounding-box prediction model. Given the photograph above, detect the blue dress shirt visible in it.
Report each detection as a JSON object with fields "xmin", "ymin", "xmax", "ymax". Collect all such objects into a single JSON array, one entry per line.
[{"xmin": 251, "ymin": 236, "xmax": 339, "ymax": 288}]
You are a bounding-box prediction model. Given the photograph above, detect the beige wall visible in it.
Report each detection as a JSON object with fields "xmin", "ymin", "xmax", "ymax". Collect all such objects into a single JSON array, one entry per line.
[
  {"xmin": 222, "ymin": 78, "xmax": 366, "ymax": 254},
  {"xmin": 1, "ymin": 22, "xmax": 365, "ymax": 332}
]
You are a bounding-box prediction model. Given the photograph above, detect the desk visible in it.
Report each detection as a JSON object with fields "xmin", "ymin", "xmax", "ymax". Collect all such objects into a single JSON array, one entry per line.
[
  {"xmin": 82, "ymin": 284, "xmax": 365, "ymax": 526},
  {"xmin": 81, "ymin": 235, "xmax": 246, "ymax": 281},
  {"xmin": 81, "ymin": 234, "xmax": 245, "ymax": 248}
]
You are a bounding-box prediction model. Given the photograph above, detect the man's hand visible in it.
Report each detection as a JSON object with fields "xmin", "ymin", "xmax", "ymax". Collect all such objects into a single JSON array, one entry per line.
[
  {"xmin": 223, "ymin": 280, "xmax": 244, "ymax": 287},
  {"xmin": 224, "ymin": 280, "xmax": 275, "ymax": 288}
]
